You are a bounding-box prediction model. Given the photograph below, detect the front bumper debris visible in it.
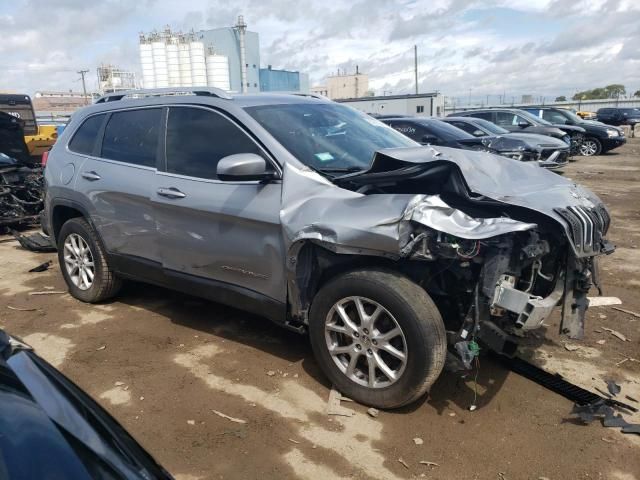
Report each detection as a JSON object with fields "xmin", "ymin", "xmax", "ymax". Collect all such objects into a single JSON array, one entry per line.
[{"xmin": 491, "ymin": 274, "xmax": 565, "ymax": 330}]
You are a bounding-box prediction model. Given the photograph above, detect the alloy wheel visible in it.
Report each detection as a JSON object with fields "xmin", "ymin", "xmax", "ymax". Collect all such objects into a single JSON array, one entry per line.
[
  {"xmin": 580, "ymin": 140, "xmax": 599, "ymax": 156},
  {"xmin": 324, "ymin": 296, "xmax": 408, "ymax": 388},
  {"xmin": 63, "ymin": 233, "xmax": 95, "ymax": 290}
]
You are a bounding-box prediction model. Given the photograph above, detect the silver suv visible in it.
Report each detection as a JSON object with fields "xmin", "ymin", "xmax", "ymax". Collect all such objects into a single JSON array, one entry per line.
[{"xmin": 44, "ymin": 88, "xmax": 614, "ymax": 408}]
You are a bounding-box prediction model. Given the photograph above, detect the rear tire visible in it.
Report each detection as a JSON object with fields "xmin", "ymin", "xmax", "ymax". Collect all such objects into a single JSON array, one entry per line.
[
  {"xmin": 308, "ymin": 269, "xmax": 446, "ymax": 409},
  {"xmin": 580, "ymin": 137, "xmax": 602, "ymax": 156},
  {"xmin": 58, "ymin": 217, "xmax": 121, "ymax": 303}
]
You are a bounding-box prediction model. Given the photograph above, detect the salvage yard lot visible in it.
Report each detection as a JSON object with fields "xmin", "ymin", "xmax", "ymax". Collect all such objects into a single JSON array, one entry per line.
[{"xmin": 2, "ymin": 141, "xmax": 640, "ymax": 480}]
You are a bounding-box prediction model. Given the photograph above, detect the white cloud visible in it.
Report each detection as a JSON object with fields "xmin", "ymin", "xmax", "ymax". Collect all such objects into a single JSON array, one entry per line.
[{"xmin": 0, "ymin": 0, "xmax": 638, "ymax": 100}]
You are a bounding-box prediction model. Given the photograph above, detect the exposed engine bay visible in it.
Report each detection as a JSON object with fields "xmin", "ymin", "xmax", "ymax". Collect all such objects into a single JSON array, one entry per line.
[
  {"xmin": 281, "ymin": 145, "xmax": 614, "ymax": 367},
  {"xmin": 0, "ymin": 112, "xmax": 44, "ymax": 229}
]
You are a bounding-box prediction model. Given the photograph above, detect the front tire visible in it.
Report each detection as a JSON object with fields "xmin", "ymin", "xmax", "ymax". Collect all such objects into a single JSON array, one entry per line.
[
  {"xmin": 309, "ymin": 269, "xmax": 446, "ymax": 409},
  {"xmin": 58, "ymin": 217, "xmax": 121, "ymax": 303},
  {"xmin": 580, "ymin": 137, "xmax": 602, "ymax": 156}
]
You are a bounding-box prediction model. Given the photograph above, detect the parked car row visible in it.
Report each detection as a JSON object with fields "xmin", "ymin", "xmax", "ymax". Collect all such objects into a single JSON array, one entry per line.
[
  {"xmin": 380, "ymin": 116, "xmax": 570, "ymax": 169},
  {"xmin": 42, "ymin": 88, "xmax": 614, "ymax": 410}
]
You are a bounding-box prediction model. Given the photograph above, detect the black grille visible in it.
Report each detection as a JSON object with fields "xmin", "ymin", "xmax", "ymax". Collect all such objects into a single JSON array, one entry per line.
[{"xmin": 555, "ymin": 205, "xmax": 609, "ymax": 254}]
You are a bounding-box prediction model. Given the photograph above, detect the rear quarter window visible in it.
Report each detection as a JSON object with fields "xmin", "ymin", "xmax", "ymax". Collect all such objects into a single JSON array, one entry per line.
[
  {"xmin": 101, "ymin": 109, "xmax": 161, "ymax": 167},
  {"xmin": 68, "ymin": 114, "xmax": 106, "ymax": 155}
]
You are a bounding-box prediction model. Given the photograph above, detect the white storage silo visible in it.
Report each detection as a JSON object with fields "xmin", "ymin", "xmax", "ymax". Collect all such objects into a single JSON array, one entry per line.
[
  {"xmin": 166, "ymin": 39, "xmax": 181, "ymax": 87},
  {"xmin": 178, "ymin": 41, "xmax": 192, "ymax": 87},
  {"xmin": 206, "ymin": 53, "xmax": 231, "ymax": 91},
  {"xmin": 189, "ymin": 40, "xmax": 207, "ymax": 87},
  {"xmin": 139, "ymin": 40, "xmax": 155, "ymax": 89},
  {"xmin": 152, "ymin": 40, "xmax": 169, "ymax": 88}
]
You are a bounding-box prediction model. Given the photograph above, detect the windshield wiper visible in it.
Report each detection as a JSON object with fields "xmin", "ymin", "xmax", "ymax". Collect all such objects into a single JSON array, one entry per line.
[{"xmin": 316, "ymin": 166, "xmax": 364, "ymax": 173}]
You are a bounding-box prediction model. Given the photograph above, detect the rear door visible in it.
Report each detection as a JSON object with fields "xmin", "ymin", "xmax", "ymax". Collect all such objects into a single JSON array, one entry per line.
[
  {"xmin": 153, "ymin": 105, "xmax": 285, "ymax": 302},
  {"xmin": 73, "ymin": 108, "xmax": 162, "ymax": 265}
]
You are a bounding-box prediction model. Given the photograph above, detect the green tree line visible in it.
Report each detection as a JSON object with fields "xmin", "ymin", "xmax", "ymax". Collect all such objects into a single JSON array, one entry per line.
[{"xmin": 572, "ymin": 84, "xmax": 631, "ymax": 100}]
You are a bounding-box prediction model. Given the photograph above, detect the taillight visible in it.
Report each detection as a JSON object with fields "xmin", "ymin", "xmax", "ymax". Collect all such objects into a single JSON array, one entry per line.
[{"xmin": 42, "ymin": 150, "xmax": 49, "ymax": 167}]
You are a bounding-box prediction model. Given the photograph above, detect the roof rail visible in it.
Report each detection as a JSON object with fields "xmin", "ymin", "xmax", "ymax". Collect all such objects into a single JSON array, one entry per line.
[
  {"xmin": 288, "ymin": 92, "xmax": 329, "ymax": 100},
  {"xmin": 95, "ymin": 87, "xmax": 232, "ymax": 104}
]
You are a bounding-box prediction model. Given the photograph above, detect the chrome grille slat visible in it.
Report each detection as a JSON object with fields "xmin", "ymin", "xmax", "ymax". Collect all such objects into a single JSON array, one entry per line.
[{"xmin": 554, "ymin": 204, "xmax": 609, "ymax": 255}]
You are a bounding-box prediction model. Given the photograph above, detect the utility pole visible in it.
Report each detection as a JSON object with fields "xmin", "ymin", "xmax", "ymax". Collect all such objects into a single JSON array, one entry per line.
[
  {"xmin": 414, "ymin": 45, "xmax": 418, "ymax": 95},
  {"xmin": 78, "ymin": 70, "xmax": 89, "ymax": 104}
]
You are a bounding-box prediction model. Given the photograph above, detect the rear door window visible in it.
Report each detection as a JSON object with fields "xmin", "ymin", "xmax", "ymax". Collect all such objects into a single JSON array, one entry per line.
[
  {"xmin": 449, "ymin": 121, "xmax": 484, "ymax": 136},
  {"xmin": 542, "ymin": 110, "xmax": 569, "ymax": 124},
  {"xmin": 165, "ymin": 107, "xmax": 264, "ymax": 180},
  {"xmin": 494, "ymin": 112, "xmax": 518, "ymax": 127},
  {"xmin": 468, "ymin": 111, "xmax": 493, "ymax": 122},
  {"xmin": 68, "ymin": 114, "xmax": 106, "ymax": 155},
  {"xmin": 101, "ymin": 109, "xmax": 161, "ymax": 167}
]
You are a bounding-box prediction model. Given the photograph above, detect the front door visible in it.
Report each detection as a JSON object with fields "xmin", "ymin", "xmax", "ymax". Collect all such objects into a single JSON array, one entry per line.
[{"xmin": 153, "ymin": 106, "xmax": 286, "ymax": 303}]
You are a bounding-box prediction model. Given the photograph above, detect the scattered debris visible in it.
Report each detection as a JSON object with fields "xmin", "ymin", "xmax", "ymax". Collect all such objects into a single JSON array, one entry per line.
[
  {"xmin": 625, "ymin": 395, "xmax": 639, "ymax": 404},
  {"xmin": 598, "ymin": 314, "xmax": 607, "ymax": 319},
  {"xmin": 288, "ymin": 438, "xmax": 300, "ymax": 444},
  {"xmin": 413, "ymin": 437, "xmax": 424, "ymax": 445},
  {"xmin": 448, "ymin": 412, "xmax": 456, "ymax": 417},
  {"xmin": 11, "ymin": 231, "xmax": 56, "ymax": 252},
  {"xmin": 616, "ymin": 357, "xmax": 640, "ymax": 367},
  {"xmin": 29, "ymin": 290, "xmax": 66, "ymax": 296},
  {"xmin": 564, "ymin": 343, "xmax": 579, "ymax": 352},
  {"xmin": 601, "ymin": 437, "xmax": 615, "ymax": 443},
  {"xmin": 96, "ymin": 345, "xmax": 106, "ymax": 351},
  {"xmin": 139, "ymin": 396, "xmax": 144, "ymax": 401},
  {"xmin": 7, "ymin": 305, "xmax": 37, "ymax": 311},
  {"xmin": 367, "ymin": 407, "xmax": 379, "ymax": 418},
  {"xmin": 611, "ymin": 307, "xmax": 640, "ymax": 319},
  {"xmin": 28, "ymin": 260, "xmax": 52, "ymax": 273},
  {"xmin": 397, "ymin": 458, "xmax": 409, "ymax": 469},
  {"xmin": 571, "ymin": 399, "xmax": 640, "ymax": 436},
  {"xmin": 211, "ymin": 409, "xmax": 247, "ymax": 424},
  {"xmin": 327, "ymin": 388, "xmax": 355, "ymax": 417},
  {"xmin": 266, "ymin": 370, "xmax": 276, "ymax": 376},
  {"xmin": 419, "ymin": 461, "xmax": 439, "ymax": 467},
  {"xmin": 497, "ymin": 355, "xmax": 637, "ymax": 412},
  {"xmin": 587, "ymin": 296, "xmax": 622, "ymax": 307},
  {"xmin": 114, "ymin": 381, "xmax": 125, "ymax": 387},
  {"xmin": 602, "ymin": 327, "xmax": 628, "ymax": 342},
  {"xmin": 596, "ymin": 339, "xmax": 606, "ymax": 345},
  {"xmin": 187, "ymin": 420, "xmax": 195, "ymax": 425},
  {"xmin": 606, "ymin": 380, "xmax": 621, "ymax": 397}
]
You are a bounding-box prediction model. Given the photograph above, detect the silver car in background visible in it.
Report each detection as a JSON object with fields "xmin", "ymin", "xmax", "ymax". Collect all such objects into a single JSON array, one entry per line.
[{"xmin": 43, "ymin": 88, "xmax": 614, "ymax": 408}]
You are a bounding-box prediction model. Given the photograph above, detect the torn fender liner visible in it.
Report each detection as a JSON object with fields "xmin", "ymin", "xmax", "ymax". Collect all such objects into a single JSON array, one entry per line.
[{"xmin": 280, "ymin": 162, "xmax": 537, "ymax": 258}]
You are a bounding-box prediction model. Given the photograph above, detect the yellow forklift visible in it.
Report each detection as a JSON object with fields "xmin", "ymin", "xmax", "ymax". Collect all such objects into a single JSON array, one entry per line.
[{"xmin": 0, "ymin": 93, "xmax": 59, "ymax": 161}]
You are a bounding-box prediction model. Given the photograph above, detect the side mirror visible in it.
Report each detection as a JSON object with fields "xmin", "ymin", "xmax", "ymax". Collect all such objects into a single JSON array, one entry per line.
[
  {"xmin": 473, "ymin": 129, "xmax": 486, "ymax": 137},
  {"xmin": 517, "ymin": 122, "xmax": 529, "ymax": 128},
  {"xmin": 217, "ymin": 153, "xmax": 274, "ymax": 182}
]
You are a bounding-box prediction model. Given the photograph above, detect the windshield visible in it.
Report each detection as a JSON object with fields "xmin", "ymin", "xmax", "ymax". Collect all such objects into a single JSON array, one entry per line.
[
  {"xmin": 470, "ymin": 118, "xmax": 509, "ymax": 135},
  {"xmin": 518, "ymin": 109, "xmax": 552, "ymax": 125},
  {"xmin": 245, "ymin": 103, "xmax": 417, "ymax": 172},
  {"xmin": 418, "ymin": 119, "xmax": 476, "ymax": 141},
  {"xmin": 558, "ymin": 109, "xmax": 584, "ymax": 123}
]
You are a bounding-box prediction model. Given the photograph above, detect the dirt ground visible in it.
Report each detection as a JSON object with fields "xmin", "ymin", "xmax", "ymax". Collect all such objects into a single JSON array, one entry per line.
[{"xmin": 1, "ymin": 140, "xmax": 640, "ymax": 480}]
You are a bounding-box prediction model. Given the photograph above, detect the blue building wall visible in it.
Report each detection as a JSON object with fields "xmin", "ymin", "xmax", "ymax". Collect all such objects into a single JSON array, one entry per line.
[
  {"xmin": 196, "ymin": 27, "xmax": 260, "ymax": 93},
  {"xmin": 259, "ymin": 68, "xmax": 302, "ymax": 92}
]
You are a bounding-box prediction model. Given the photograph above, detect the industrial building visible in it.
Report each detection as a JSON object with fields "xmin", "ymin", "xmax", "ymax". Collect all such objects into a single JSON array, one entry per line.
[
  {"xmin": 139, "ymin": 16, "xmax": 306, "ymax": 94},
  {"xmin": 139, "ymin": 27, "xmax": 232, "ymax": 91},
  {"xmin": 259, "ymin": 66, "xmax": 309, "ymax": 92},
  {"xmin": 337, "ymin": 92, "xmax": 445, "ymax": 117},
  {"xmin": 96, "ymin": 64, "xmax": 137, "ymax": 94},
  {"xmin": 32, "ymin": 91, "xmax": 93, "ymax": 115},
  {"xmin": 311, "ymin": 69, "xmax": 369, "ymax": 100}
]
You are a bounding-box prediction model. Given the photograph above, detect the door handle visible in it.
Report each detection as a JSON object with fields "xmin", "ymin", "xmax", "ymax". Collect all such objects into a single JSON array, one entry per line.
[
  {"xmin": 81, "ymin": 171, "xmax": 101, "ymax": 181},
  {"xmin": 157, "ymin": 187, "xmax": 186, "ymax": 199}
]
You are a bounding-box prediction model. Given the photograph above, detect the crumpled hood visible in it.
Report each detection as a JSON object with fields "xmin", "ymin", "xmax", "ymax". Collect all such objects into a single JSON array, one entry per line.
[{"xmin": 280, "ymin": 145, "xmax": 608, "ymax": 260}]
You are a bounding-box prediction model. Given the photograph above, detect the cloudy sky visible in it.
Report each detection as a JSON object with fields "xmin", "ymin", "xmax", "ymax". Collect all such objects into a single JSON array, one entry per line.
[{"xmin": 1, "ymin": 0, "xmax": 639, "ymax": 102}]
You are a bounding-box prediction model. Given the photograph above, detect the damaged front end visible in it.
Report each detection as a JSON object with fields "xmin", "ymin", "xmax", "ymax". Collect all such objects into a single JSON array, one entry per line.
[{"xmin": 282, "ymin": 146, "xmax": 613, "ymax": 365}]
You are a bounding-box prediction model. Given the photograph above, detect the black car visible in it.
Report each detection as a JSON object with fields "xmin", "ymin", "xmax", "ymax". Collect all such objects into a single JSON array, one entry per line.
[
  {"xmin": 523, "ymin": 107, "xmax": 626, "ymax": 156},
  {"xmin": 381, "ymin": 116, "xmax": 568, "ymax": 169},
  {"xmin": 0, "ymin": 329, "xmax": 174, "ymax": 480},
  {"xmin": 449, "ymin": 108, "xmax": 586, "ymax": 155},
  {"xmin": 596, "ymin": 107, "xmax": 640, "ymax": 127},
  {"xmin": 443, "ymin": 116, "xmax": 571, "ymax": 166}
]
